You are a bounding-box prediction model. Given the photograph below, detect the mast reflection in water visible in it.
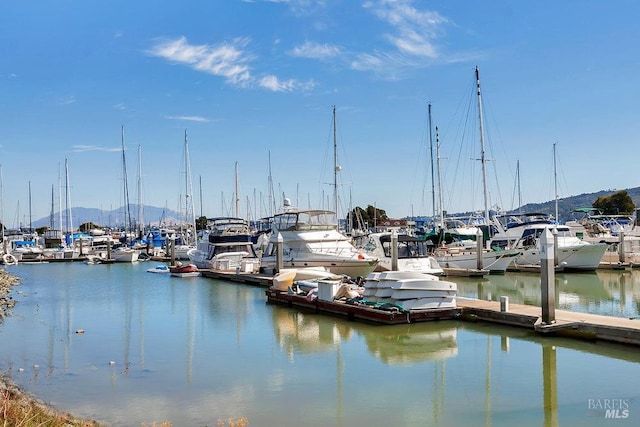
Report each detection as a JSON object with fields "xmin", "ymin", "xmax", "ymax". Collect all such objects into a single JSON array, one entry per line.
[{"xmin": 0, "ymin": 263, "xmax": 638, "ymax": 426}]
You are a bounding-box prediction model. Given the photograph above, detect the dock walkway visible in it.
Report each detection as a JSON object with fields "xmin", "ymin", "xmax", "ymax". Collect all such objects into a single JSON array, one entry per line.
[{"xmin": 457, "ymin": 297, "xmax": 640, "ymax": 346}]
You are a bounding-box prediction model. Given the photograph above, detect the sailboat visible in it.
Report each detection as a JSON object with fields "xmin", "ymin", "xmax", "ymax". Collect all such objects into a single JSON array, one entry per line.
[
  {"xmin": 174, "ymin": 129, "xmax": 198, "ymax": 260},
  {"xmin": 424, "ymin": 83, "xmax": 520, "ymax": 273},
  {"xmin": 110, "ymin": 125, "xmax": 139, "ymax": 263},
  {"xmin": 489, "ymin": 143, "xmax": 607, "ymax": 271}
]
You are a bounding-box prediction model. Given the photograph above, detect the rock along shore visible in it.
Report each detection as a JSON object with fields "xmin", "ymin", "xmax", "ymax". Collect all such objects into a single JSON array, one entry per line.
[{"xmin": 0, "ymin": 267, "xmax": 19, "ymax": 319}]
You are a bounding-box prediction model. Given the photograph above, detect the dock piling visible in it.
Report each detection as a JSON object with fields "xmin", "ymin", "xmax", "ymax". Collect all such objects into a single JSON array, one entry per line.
[
  {"xmin": 500, "ymin": 296, "xmax": 509, "ymax": 312},
  {"xmin": 541, "ymin": 228, "xmax": 556, "ymax": 324},
  {"xmin": 391, "ymin": 231, "xmax": 398, "ymax": 271},
  {"xmin": 476, "ymin": 228, "xmax": 484, "ymax": 270},
  {"xmin": 276, "ymin": 232, "xmax": 283, "ymax": 273}
]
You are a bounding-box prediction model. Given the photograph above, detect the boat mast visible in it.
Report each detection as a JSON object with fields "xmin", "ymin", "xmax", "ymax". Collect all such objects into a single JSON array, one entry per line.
[
  {"xmin": 475, "ymin": 66, "xmax": 490, "ymax": 225},
  {"xmin": 65, "ymin": 158, "xmax": 73, "ymax": 245},
  {"xmin": 436, "ymin": 127, "xmax": 444, "ymax": 230},
  {"xmin": 58, "ymin": 163, "xmax": 63, "ymax": 235},
  {"xmin": 49, "ymin": 185, "xmax": 54, "ymax": 230},
  {"xmin": 516, "ymin": 160, "xmax": 522, "ymax": 214},
  {"xmin": 428, "ymin": 103, "xmax": 436, "ymax": 220},
  {"xmin": 234, "ymin": 161, "xmax": 239, "ymax": 218},
  {"xmin": 553, "ymin": 142, "xmax": 559, "ymax": 223},
  {"xmin": 121, "ymin": 125, "xmax": 132, "ymax": 240},
  {"xmin": 28, "ymin": 181, "xmax": 33, "ymax": 233},
  {"xmin": 333, "ymin": 105, "xmax": 340, "ymax": 220},
  {"xmin": 184, "ymin": 129, "xmax": 197, "ymax": 244},
  {"xmin": 137, "ymin": 144, "xmax": 144, "ymax": 236}
]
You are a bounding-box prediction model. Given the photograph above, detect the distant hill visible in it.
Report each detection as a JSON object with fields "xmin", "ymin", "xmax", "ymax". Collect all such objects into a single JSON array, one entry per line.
[
  {"xmin": 516, "ymin": 187, "xmax": 640, "ymax": 223},
  {"xmin": 30, "ymin": 205, "xmax": 186, "ymax": 229}
]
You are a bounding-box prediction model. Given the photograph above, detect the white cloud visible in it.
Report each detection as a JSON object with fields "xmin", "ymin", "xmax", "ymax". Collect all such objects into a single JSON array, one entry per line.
[
  {"xmin": 147, "ymin": 36, "xmax": 253, "ymax": 86},
  {"xmin": 259, "ymin": 75, "xmax": 315, "ymax": 92},
  {"xmin": 290, "ymin": 41, "xmax": 342, "ymax": 59},
  {"xmin": 72, "ymin": 145, "xmax": 122, "ymax": 153},
  {"xmin": 165, "ymin": 115, "xmax": 210, "ymax": 123},
  {"xmin": 59, "ymin": 95, "xmax": 76, "ymax": 105},
  {"xmin": 148, "ymin": 35, "xmax": 311, "ymax": 93},
  {"xmin": 364, "ymin": 0, "xmax": 448, "ymax": 59}
]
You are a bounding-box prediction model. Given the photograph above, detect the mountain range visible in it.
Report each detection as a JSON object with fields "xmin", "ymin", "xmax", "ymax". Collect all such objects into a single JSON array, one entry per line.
[
  {"xmin": 23, "ymin": 187, "xmax": 640, "ymax": 230},
  {"xmin": 514, "ymin": 187, "xmax": 640, "ymax": 223},
  {"xmin": 28, "ymin": 205, "xmax": 186, "ymax": 229}
]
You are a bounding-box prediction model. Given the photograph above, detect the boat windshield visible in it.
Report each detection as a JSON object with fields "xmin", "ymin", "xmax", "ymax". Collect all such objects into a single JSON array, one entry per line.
[{"xmin": 274, "ymin": 210, "xmax": 337, "ymax": 231}]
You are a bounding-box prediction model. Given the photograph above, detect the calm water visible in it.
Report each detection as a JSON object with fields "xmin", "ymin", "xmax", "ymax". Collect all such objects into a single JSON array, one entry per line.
[{"xmin": 0, "ymin": 262, "xmax": 639, "ymax": 426}]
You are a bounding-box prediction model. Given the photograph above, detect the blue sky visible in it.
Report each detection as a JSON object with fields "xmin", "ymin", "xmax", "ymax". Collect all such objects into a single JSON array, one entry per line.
[{"xmin": 1, "ymin": 0, "xmax": 639, "ymax": 227}]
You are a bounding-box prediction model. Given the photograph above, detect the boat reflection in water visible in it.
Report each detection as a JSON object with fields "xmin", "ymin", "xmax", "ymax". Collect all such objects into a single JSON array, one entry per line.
[
  {"xmin": 2, "ymin": 263, "xmax": 640, "ymax": 426},
  {"xmin": 455, "ymin": 269, "xmax": 640, "ymax": 319},
  {"xmin": 271, "ymin": 307, "xmax": 458, "ymax": 363}
]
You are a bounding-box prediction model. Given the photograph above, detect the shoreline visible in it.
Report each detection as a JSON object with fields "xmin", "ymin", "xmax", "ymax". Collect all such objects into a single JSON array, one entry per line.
[{"xmin": 0, "ymin": 267, "xmax": 101, "ymax": 426}]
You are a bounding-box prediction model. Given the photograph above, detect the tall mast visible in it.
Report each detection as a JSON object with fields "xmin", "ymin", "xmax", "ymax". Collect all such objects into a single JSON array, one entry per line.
[
  {"xmin": 436, "ymin": 127, "xmax": 444, "ymax": 228},
  {"xmin": 28, "ymin": 181, "xmax": 32, "ymax": 232},
  {"xmin": 516, "ymin": 160, "xmax": 522, "ymax": 214},
  {"xmin": 333, "ymin": 105, "xmax": 340, "ymax": 219},
  {"xmin": 65, "ymin": 158, "xmax": 73, "ymax": 244},
  {"xmin": 553, "ymin": 142, "xmax": 559, "ymax": 223},
  {"xmin": 184, "ymin": 129, "xmax": 196, "ymax": 243},
  {"xmin": 199, "ymin": 175, "xmax": 203, "ymax": 218},
  {"xmin": 137, "ymin": 144, "xmax": 144, "ymax": 234},
  {"xmin": 49, "ymin": 184, "xmax": 54, "ymax": 229},
  {"xmin": 121, "ymin": 125, "xmax": 132, "ymax": 237},
  {"xmin": 234, "ymin": 161, "xmax": 239, "ymax": 218},
  {"xmin": 267, "ymin": 150, "xmax": 274, "ymax": 216},
  {"xmin": 58, "ymin": 163, "xmax": 63, "ymax": 233},
  {"xmin": 475, "ymin": 66, "xmax": 491, "ymax": 225},
  {"xmin": 428, "ymin": 103, "xmax": 436, "ymax": 219}
]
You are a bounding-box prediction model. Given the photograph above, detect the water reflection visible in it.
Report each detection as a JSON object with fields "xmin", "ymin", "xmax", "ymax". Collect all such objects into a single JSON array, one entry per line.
[
  {"xmin": 1, "ymin": 263, "xmax": 639, "ymax": 426},
  {"xmin": 271, "ymin": 307, "xmax": 458, "ymax": 363},
  {"xmin": 456, "ymin": 269, "xmax": 640, "ymax": 318}
]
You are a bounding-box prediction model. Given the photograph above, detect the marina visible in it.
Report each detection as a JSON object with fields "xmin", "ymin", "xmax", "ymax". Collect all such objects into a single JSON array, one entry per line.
[{"xmin": 0, "ymin": 262, "xmax": 639, "ymax": 426}]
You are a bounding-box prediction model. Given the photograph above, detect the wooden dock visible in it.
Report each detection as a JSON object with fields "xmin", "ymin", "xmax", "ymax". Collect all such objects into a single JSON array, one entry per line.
[
  {"xmin": 265, "ymin": 288, "xmax": 460, "ymax": 324},
  {"xmin": 196, "ymin": 269, "xmax": 640, "ymax": 347},
  {"xmin": 457, "ymin": 297, "xmax": 640, "ymax": 346}
]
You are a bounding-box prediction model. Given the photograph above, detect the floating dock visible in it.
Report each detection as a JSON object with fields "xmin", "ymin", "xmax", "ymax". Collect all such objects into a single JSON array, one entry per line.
[
  {"xmin": 197, "ymin": 269, "xmax": 640, "ymax": 347},
  {"xmin": 265, "ymin": 288, "xmax": 460, "ymax": 324}
]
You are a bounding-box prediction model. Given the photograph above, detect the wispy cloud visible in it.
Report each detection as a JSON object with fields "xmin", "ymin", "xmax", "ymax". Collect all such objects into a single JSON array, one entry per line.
[
  {"xmin": 147, "ymin": 36, "xmax": 253, "ymax": 86},
  {"xmin": 290, "ymin": 41, "xmax": 342, "ymax": 59},
  {"xmin": 242, "ymin": 0, "xmax": 325, "ymax": 15},
  {"xmin": 72, "ymin": 145, "xmax": 122, "ymax": 153},
  {"xmin": 59, "ymin": 95, "xmax": 76, "ymax": 105},
  {"xmin": 165, "ymin": 115, "xmax": 210, "ymax": 123},
  {"xmin": 343, "ymin": 0, "xmax": 457, "ymax": 77},
  {"xmin": 364, "ymin": 0, "xmax": 448, "ymax": 59},
  {"xmin": 259, "ymin": 75, "xmax": 315, "ymax": 92},
  {"xmin": 147, "ymin": 36, "xmax": 311, "ymax": 92}
]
